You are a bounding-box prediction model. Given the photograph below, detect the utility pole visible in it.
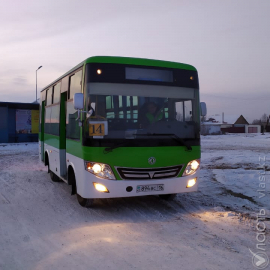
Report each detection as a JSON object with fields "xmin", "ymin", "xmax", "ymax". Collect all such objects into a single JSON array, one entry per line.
[{"xmin": 36, "ymin": 66, "xmax": 42, "ymax": 103}]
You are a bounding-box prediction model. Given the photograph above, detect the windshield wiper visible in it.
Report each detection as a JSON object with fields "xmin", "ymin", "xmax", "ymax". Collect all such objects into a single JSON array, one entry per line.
[
  {"xmin": 136, "ymin": 133, "xmax": 192, "ymax": 151},
  {"xmin": 103, "ymin": 141, "xmax": 130, "ymax": 154},
  {"xmin": 104, "ymin": 133, "xmax": 192, "ymax": 153},
  {"xmin": 169, "ymin": 134, "xmax": 192, "ymax": 151}
]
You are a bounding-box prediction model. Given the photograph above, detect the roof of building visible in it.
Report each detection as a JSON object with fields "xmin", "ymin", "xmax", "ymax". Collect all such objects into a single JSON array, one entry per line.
[
  {"xmin": 201, "ymin": 122, "xmax": 223, "ymax": 125},
  {"xmin": 206, "ymin": 114, "xmax": 239, "ymax": 124},
  {"xmin": 234, "ymin": 115, "xmax": 249, "ymax": 125},
  {"xmin": 0, "ymin": 102, "xmax": 39, "ymax": 110}
]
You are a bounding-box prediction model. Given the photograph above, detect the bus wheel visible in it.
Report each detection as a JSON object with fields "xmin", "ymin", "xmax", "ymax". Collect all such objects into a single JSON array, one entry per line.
[
  {"xmin": 76, "ymin": 194, "xmax": 94, "ymax": 208},
  {"xmin": 69, "ymin": 168, "xmax": 94, "ymax": 207},
  {"xmin": 50, "ymin": 171, "xmax": 60, "ymax": 182},
  {"xmin": 159, "ymin": 194, "xmax": 177, "ymax": 201}
]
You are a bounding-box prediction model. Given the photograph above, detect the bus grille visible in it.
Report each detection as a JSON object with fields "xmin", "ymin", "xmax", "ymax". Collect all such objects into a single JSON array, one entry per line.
[{"xmin": 116, "ymin": 165, "xmax": 182, "ymax": 180}]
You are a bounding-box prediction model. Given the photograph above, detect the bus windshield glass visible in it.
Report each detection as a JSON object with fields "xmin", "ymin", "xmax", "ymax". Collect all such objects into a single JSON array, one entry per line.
[{"xmin": 84, "ymin": 83, "xmax": 199, "ymax": 145}]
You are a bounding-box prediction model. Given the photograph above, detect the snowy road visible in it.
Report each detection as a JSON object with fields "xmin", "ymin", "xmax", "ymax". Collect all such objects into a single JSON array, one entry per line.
[{"xmin": 0, "ymin": 134, "xmax": 270, "ymax": 270}]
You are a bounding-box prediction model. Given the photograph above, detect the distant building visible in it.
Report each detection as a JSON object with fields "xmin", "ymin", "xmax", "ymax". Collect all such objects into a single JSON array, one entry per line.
[
  {"xmin": 245, "ymin": 125, "xmax": 261, "ymax": 133},
  {"xmin": 221, "ymin": 114, "xmax": 260, "ymax": 134},
  {"xmin": 201, "ymin": 122, "xmax": 222, "ymax": 135},
  {"xmin": 203, "ymin": 114, "xmax": 261, "ymax": 135},
  {"xmin": 234, "ymin": 115, "xmax": 249, "ymax": 126},
  {"xmin": 0, "ymin": 102, "xmax": 39, "ymax": 143}
]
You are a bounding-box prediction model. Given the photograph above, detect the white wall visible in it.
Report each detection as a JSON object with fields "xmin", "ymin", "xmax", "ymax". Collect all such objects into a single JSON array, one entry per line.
[
  {"xmin": 201, "ymin": 124, "xmax": 221, "ymax": 135},
  {"xmin": 245, "ymin": 125, "xmax": 261, "ymax": 133}
]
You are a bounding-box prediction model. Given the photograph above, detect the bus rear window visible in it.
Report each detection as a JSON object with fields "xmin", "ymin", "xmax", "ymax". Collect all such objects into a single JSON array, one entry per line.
[{"xmin": 125, "ymin": 67, "xmax": 173, "ymax": 82}]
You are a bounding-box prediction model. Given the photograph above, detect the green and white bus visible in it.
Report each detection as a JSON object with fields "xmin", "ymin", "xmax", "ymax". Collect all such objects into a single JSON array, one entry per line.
[{"xmin": 39, "ymin": 56, "xmax": 206, "ymax": 207}]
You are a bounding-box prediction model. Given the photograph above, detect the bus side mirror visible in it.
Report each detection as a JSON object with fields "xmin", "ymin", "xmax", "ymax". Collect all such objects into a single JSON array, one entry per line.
[
  {"xmin": 200, "ymin": 102, "xmax": 207, "ymax": 116},
  {"xmin": 73, "ymin": 93, "xmax": 84, "ymax": 110}
]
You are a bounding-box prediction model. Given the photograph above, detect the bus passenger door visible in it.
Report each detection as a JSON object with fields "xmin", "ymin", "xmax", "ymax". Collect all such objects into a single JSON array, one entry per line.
[
  {"xmin": 39, "ymin": 100, "xmax": 45, "ymax": 162},
  {"xmin": 59, "ymin": 92, "xmax": 67, "ymax": 178}
]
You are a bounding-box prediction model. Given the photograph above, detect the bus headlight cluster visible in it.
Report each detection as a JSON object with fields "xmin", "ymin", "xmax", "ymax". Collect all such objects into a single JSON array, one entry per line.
[
  {"xmin": 85, "ymin": 161, "xmax": 116, "ymax": 180},
  {"xmin": 183, "ymin": 159, "xmax": 200, "ymax": 176}
]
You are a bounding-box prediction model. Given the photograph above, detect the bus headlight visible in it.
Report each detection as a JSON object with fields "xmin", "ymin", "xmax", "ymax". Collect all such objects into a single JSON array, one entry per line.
[
  {"xmin": 183, "ymin": 159, "xmax": 200, "ymax": 176},
  {"xmin": 85, "ymin": 161, "xmax": 116, "ymax": 180}
]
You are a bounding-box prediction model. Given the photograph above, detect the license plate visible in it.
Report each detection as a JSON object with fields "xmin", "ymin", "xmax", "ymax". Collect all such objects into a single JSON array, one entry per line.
[
  {"xmin": 136, "ymin": 184, "xmax": 164, "ymax": 193},
  {"xmin": 89, "ymin": 123, "xmax": 105, "ymax": 136}
]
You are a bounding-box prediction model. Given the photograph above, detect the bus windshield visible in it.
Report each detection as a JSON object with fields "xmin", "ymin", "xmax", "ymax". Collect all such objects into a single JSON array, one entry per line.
[{"xmin": 83, "ymin": 83, "xmax": 199, "ymax": 145}]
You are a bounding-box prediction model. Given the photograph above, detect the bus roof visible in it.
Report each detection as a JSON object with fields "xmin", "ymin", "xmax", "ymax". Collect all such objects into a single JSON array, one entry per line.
[
  {"xmin": 85, "ymin": 56, "xmax": 197, "ymax": 71},
  {"xmin": 41, "ymin": 56, "xmax": 197, "ymax": 92}
]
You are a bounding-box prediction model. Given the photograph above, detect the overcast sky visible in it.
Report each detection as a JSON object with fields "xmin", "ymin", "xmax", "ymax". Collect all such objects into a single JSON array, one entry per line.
[{"xmin": 0, "ymin": 0, "xmax": 269, "ymax": 122}]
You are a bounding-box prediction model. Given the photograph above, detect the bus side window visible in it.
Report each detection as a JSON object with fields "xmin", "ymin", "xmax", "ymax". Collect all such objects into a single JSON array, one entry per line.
[
  {"xmin": 46, "ymin": 87, "xmax": 52, "ymax": 106},
  {"xmin": 66, "ymin": 101, "xmax": 80, "ymax": 140},
  {"xmin": 53, "ymin": 83, "xmax": 61, "ymax": 104},
  {"xmin": 66, "ymin": 70, "xmax": 82, "ymax": 140},
  {"xmin": 50, "ymin": 105, "xmax": 60, "ymax": 136},
  {"xmin": 175, "ymin": 101, "xmax": 184, "ymax": 121},
  {"xmin": 45, "ymin": 107, "xmax": 51, "ymax": 134},
  {"xmin": 184, "ymin": 100, "xmax": 193, "ymax": 121},
  {"xmin": 69, "ymin": 70, "xmax": 82, "ymax": 100}
]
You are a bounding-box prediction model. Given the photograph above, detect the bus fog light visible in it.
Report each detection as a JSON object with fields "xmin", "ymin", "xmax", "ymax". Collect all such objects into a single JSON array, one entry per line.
[
  {"xmin": 187, "ymin": 178, "xmax": 197, "ymax": 188},
  {"xmin": 93, "ymin": 183, "xmax": 109, "ymax": 193},
  {"xmin": 85, "ymin": 161, "xmax": 116, "ymax": 180}
]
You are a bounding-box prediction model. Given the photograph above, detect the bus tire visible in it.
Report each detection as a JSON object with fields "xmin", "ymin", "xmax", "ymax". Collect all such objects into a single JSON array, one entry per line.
[
  {"xmin": 159, "ymin": 194, "xmax": 177, "ymax": 201},
  {"xmin": 50, "ymin": 171, "xmax": 60, "ymax": 182},
  {"xmin": 77, "ymin": 194, "xmax": 94, "ymax": 208},
  {"xmin": 68, "ymin": 167, "xmax": 94, "ymax": 207}
]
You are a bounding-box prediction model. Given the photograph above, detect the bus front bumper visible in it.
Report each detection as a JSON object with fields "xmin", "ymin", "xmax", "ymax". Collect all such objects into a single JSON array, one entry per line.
[{"xmin": 77, "ymin": 170, "xmax": 200, "ymax": 199}]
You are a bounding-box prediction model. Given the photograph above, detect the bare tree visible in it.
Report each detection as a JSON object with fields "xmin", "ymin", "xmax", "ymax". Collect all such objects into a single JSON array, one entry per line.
[
  {"xmin": 252, "ymin": 119, "xmax": 261, "ymax": 124},
  {"xmin": 261, "ymin": 114, "xmax": 270, "ymax": 134},
  {"xmin": 261, "ymin": 113, "xmax": 268, "ymax": 123}
]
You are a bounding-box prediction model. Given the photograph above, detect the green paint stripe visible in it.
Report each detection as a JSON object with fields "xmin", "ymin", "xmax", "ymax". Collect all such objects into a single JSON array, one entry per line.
[
  {"xmin": 44, "ymin": 133, "xmax": 60, "ymax": 148},
  {"xmin": 85, "ymin": 56, "xmax": 197, "ymax": 71},
  {"xmin": 64, "ymin": 141, "xmax": 200, "ymax": 180},
  {"xmin": 44, "ymin": 135, "xmax": 200, "ymax": 180}
]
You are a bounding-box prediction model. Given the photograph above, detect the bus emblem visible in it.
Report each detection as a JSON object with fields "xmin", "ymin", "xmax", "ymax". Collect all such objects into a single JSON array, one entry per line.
[{"xmin": 148, "ymin": 157, "xmax": 156, "ymax": 165}]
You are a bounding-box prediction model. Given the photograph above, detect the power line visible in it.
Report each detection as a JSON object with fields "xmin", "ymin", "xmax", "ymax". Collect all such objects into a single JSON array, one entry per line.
[{"xmin": 201, "ymin": 93, "xmax": 270, "ymax": 101}]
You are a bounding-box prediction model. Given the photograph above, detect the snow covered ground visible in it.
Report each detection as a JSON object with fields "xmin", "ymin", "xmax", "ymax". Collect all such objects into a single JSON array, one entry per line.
[{"xmin": 0, "ymin": 134, "xmax": 269, "ymax": 270}]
